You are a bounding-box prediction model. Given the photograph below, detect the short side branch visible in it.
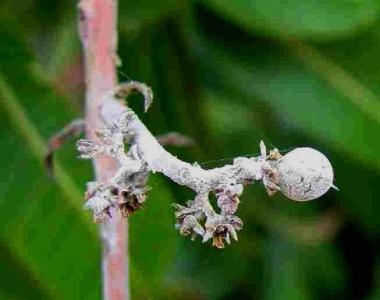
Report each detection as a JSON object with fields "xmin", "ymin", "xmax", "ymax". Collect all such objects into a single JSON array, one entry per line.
[{"xmin": 78, "ymin": 81, "xmax": 335, "ymax": 249}]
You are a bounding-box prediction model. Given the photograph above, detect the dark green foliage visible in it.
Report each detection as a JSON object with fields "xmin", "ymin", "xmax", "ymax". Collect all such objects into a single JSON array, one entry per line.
[{"xmin": 0, "ymin": 0, "xmax": 379, "ymax": 299}]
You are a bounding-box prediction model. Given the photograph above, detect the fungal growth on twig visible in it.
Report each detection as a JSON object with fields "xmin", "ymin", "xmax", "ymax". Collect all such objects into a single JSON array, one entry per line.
[{"xmin": 76, "ymin": 81, "xmax": 336, "ymax": 248}]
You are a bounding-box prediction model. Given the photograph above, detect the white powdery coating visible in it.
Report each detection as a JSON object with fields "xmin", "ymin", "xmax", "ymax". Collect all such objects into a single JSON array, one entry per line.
[{"xmin": 277, "ymin": 148, "xmax": 334, "ymax": 201}]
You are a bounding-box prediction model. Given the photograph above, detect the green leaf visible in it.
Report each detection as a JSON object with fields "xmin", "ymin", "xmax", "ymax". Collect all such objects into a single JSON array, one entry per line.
[
  {"xmin": 190, "ymin": 25, "xmax": 380, "ymax": 172},
  {"xmin": 0, "ymin": 20, "xmax": 179, "ymax": 299},
  {"xmin": 130, "ymin": 175, "xmax": 179, "ymax": 297},
  {"xmin": 199, "ymin": 0, "xmax": 380, "ymax": 40},
  {"xmin": 299, "ymin": 244, "xmax": 345, "ymax": 297},
  {"xmin": 264, "ymin": 233, "xmax": 311, "ymax": 300},
  {"xmin": 119, "ymin": 0, "xmax": 183, "ymax": 34},
  {"xmin": 265, "ymin": 232, "xmax": 345, "ymax": 300},
  {"xmin": 0, "ymin": 242, "xmax": 53, "ymax": 300},
  {"xmin": 0, "ymin": 26, "xmax": 101, "ymax": 300},
  {"xmin": 367, "ymin": 259, "xmax": 380, "ymax": 300},
  {"xmin": 200, "ymin": 88, "xmax": 274, "ymax": 159},
  {"xmin": 189, "ymin": 15, "xmax": 380, "ymax": 232}
]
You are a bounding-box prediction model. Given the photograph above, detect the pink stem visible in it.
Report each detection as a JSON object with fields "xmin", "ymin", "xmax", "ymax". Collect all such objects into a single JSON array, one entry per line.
[{"xmin": 78, "ymin": 0, "xmax": 129, "ymax": 299}]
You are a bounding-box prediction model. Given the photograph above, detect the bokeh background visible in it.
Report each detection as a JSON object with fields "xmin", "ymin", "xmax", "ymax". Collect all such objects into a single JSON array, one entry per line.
[{"xmin": 1, "ymin": 0, "xmax": 380, "ymax": 299}]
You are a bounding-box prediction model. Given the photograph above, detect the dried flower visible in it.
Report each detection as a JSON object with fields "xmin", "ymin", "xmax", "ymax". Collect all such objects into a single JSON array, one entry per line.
[
  {"xmin": 118, "ymin": 187, "xmax": 147, "ymax": 217},
  {"xmin": 203, "ymin": 214, "xmax": 243, "ymax": 248},
  {"xmin": 215, "ymin": 183, "xmax": 243, "ymax": 215},
  {"xmin": 76, "ymin": 139, "xmax": 102, "ymax": 159}
]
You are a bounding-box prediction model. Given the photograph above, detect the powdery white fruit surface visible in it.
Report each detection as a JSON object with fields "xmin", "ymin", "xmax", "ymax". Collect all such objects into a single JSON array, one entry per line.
[{"xmin": 277, "ymin": 148, "xmax": 334, "ymax": 201}]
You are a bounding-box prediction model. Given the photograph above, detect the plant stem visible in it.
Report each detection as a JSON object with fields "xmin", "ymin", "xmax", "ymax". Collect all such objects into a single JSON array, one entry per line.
[{"xmin": 78, "ymin": 0, "xmax": 129, "ymax": 299}]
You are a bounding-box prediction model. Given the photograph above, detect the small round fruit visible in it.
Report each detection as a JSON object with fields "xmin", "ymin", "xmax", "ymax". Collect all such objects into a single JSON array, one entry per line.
[{"xmin": 277, "ymin": 148, "xmax": 334, "ymax": 201}]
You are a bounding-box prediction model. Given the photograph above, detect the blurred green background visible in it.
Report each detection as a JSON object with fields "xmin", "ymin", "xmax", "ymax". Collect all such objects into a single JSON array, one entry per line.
[{"xmin": 0, "ymin": 0, "xmax": 380, "ymax": 299}]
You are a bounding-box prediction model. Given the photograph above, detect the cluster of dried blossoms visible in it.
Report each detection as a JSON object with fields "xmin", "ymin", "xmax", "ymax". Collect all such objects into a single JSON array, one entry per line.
[{"xmin": 77, "ymin": 82, "xmax": 335, "ymax": 249}]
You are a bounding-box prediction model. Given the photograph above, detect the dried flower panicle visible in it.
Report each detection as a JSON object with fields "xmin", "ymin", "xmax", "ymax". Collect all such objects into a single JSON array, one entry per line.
[
  {"xmin": 173, "ymin": 196, "xmax": 243, "ymax": 248},
  {"xmin": 75, "ymin": 81, "xmax": 336, "ymax": 249},
  {"xmin": 77, "ymin": 118, "xmax": 150, "ymax": 222}
]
